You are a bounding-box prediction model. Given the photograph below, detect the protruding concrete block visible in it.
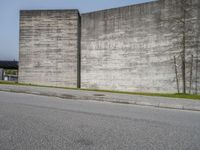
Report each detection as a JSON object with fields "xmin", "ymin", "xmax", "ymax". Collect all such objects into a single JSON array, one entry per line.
[{"xmin": 19, "ymin": 10, "xmax": 81, "ymax": 88}]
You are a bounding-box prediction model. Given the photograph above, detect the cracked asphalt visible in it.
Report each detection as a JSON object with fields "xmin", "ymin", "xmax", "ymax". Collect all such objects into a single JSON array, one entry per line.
[{"xmin": 0, "ymin": 91, "xmax": 200, "ymax": 150}]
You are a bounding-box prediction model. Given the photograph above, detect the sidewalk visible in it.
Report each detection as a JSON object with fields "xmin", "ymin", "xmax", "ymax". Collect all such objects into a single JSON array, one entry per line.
[{"xmin": 0, "ymin": 84, "xmax": 200, "ymax": 111}]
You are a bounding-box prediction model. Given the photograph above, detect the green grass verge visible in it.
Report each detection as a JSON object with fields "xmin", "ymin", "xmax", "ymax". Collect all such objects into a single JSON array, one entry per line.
[
  {"xmin": 0, "ymin": 81, "xmax": 79, "ymax": 90},
  {"xmin": 81, "ymin": 89, "xmax": 200, "ymax": 100},
  {"xmin": 0, "ymin": 81, "xmax": 199, "ymax": 100}
]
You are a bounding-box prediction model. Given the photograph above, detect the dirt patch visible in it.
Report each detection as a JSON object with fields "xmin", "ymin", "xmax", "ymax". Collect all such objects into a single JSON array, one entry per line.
[
  {"xmin": 93, "ymin": 94, "xmax": 105, "ymax": 97},
  {"xmin": 60, "ymin": 94, "xmax": 76, "ymax": 99}
]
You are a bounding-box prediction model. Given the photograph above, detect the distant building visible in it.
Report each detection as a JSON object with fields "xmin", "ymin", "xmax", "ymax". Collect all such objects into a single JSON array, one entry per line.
[
  {"xmin": 0, "ymin": 69, "xmax": 3, "ymax": 80},
  {"xmin": 0, "ymin": 61, "xmax": 18, "ymax": 81}
]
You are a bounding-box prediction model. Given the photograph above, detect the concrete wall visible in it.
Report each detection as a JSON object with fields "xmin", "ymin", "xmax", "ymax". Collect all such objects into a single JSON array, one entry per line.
[
  {"xmin": 81, "ymin": 0, "xmax": 200, "ymax": 93},
  {"xmin": 19, "ymin": 10, "xmax": 80, "ymax": 87},
  {"xmin": 19, "ymin": 0, "xmax": 200, "ymax": 94}
]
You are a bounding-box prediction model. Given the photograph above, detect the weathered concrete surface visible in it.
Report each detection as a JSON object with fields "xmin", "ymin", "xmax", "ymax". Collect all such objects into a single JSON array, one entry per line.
[
  {"xmin": 19, "ymin": 10, "xmax": 81, "ymax": 88},
  {"xmin": 81, "ymin": 0, "xmax": 200, "ymax": 93},
  {"xmin": 18, "ymin": 0, "xmax": 200, "ymax": 93}
]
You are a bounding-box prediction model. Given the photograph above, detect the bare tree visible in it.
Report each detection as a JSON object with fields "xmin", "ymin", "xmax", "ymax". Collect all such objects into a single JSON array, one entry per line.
[{"xmin": 159, "ymin": 0, "xmax": 197, "ymax": 94}]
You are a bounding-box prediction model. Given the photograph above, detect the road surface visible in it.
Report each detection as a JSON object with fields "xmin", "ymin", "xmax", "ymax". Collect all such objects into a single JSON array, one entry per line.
[{"xmin": 0, "ymin": 91, "xmax": 200, "ymax": 150}]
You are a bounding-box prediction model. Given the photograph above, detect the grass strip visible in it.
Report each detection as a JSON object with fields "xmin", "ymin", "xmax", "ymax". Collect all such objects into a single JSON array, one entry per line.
[{"xmin": 0, "ymin": 81, "xmax": 199, "ymax": 100}]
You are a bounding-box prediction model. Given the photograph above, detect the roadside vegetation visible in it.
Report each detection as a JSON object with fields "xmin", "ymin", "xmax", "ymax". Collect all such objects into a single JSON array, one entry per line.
[{"xmin": 0, "ymin": 81, "xmax": 199, "ymax": 100}]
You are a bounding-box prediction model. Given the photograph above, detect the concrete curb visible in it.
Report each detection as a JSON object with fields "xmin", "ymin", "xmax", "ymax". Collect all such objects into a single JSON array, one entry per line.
[{"xmin": 0, "ymin": 86, "xmax": 200, "ymax": 112}]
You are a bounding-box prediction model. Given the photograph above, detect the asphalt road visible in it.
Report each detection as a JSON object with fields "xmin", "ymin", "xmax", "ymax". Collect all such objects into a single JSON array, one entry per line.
[{"xmin": 0, "ymin": 91, "xmax": 200, "ymax": 150}]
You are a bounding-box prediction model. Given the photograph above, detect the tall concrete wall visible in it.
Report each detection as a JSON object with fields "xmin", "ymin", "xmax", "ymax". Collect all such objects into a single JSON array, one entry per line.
[
  {"xmin": 81, "ymin": 0, "xmax": 200, "ymax": 93},
  {"xmin": 19, "ymin": 10, "xmax": 80, "ymax": 87},
  {"xmin": 19, "ymin": 0, "xmax": 200, "ymax": 94}
]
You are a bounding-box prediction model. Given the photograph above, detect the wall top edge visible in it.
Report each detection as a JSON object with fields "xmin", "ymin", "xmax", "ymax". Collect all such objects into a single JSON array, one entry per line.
[
  {"xmin": 20, "ymin": 0, "xmax": 160, "ymax": 16},
  {"xmin": 81, "ymin": 0, "xmax": 159, "ymax": 15},
  {"xmin": 20, "ymin": 9, "xmax": 80, "ymax": 13}
]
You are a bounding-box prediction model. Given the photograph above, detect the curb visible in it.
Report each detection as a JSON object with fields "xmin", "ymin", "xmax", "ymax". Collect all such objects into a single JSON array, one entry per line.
[{"xmin": 0, "ymin": 89, "xmax": 200, "ymax": 112}]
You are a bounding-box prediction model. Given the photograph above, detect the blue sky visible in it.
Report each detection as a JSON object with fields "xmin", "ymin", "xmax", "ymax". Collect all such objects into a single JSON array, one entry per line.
[{"xmin": 0, "ymin": 0, "xmax": 153, "ymax": 60}]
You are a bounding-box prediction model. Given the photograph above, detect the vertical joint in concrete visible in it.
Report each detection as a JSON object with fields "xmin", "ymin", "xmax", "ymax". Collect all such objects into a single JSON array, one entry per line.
[{"xmin": 77, "ymin": 12, "xmax": 81, "ymax": 88}]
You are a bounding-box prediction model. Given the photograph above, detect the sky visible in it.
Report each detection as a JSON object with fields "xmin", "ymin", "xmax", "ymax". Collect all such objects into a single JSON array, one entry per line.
[{"xmin": 0, "ymin": 0, "xmax": 153, "ymax": 61}]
